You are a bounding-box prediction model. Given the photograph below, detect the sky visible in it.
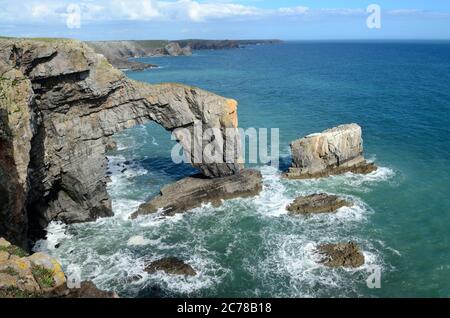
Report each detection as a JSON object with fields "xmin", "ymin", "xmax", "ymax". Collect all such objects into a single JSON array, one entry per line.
[{"xmin": 0, "ymin": 0, "xmax": 449, "ymax": 40}]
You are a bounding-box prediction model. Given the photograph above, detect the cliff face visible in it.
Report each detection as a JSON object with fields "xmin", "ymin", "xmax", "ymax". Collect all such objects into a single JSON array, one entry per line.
[
  {"xmin": 0, "ymin": 39, "xmax": 241, "ymax": 247},
  {"xmin": 86, "ymin": 41, "xmax": 192, "ymax": 70},
  {"xmin": 175, "ymin": 39, "xmax": 282, "ymax": 50},
  {"xmin": 285, "ymin": 124, "xmax": 377, "ymax": 179}
]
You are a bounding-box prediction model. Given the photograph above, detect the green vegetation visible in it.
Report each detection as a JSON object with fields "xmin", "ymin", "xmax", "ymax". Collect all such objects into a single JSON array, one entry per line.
[
  {"xmin": 0, "ymin": 245, "xmax": 29, "ymax": 257},
  {"xmin": 135, "ymin": 40, "xmax": 169, "ymax": 49},
  {"xmin": 0, "ymin": 36, "xmax": 67, "ymax": 42},
  {"xmin": 27, "ymin": 37, "xmax": 67, "ymax": 42},
  {"xmin": 32, "ymin": 265, "xmax": 55, "ymax": 289},
  {"xmin": 0, "ymin": 287, "xmax": 38, "ymax": 298},
  {"xmin": 0, "ymin": 267, "xmax": 19, "ymax": 276}
]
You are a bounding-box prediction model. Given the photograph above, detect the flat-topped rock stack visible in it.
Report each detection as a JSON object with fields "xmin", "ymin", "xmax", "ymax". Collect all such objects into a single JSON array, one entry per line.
[{"xmin": 285, "ymin": 124, "xmax": 377, "ymax": 179}]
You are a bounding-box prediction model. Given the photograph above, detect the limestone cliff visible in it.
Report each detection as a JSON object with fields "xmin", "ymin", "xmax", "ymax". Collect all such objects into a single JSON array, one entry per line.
[
  {"xmin": 0, "ymin": 39, "xmax": 242, "ymax": 248},
  {"xmin": 285, "ymin": 124, "xmax": 377, "ymax": 179},
  {"xmin": 86, "ymin": 41, "xmax": 192, "ymax": 70}
]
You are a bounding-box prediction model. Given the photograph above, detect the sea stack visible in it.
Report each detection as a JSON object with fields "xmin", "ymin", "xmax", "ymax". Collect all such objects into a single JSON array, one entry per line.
[{"xmin": 285, "ymin": 124, "xmax": 377, "ymax": 179}]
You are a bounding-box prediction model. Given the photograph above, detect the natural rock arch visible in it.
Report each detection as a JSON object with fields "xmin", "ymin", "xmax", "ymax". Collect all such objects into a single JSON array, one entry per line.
[{"xmin": 0, "ymin": 39, "xmax": 242, "ymax": 246}]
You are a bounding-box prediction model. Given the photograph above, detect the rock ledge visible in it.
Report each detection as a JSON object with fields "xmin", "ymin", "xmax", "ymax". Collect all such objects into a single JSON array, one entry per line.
[{"xmin": 131, "ymin": 169, "xmax": 262, "ymax": 219}]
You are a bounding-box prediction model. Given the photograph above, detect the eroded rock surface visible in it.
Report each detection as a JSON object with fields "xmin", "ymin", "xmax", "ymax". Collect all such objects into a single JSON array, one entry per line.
[
  {"xmin": 0, "ymin": 38, "xmax": 242, "ymax": 246},
  {"xmin": 316, "ymin": 242, "xmax": 365, "ymax": 268},
  {"xmin": 286, "ymin": 193, "xmax": 351, "ymax": 215},
  {"xmin": 0, "ymin": 237, "xmax": 63, "ymax": 296},
  {"xmin": 145, "ymin": 257, "xmax": 196, "ymax": 276},
  {"xmin": 0, "ymin": 237, "xmax": 115, "ymax": 298},
  {"xmin": 285, "ymin": 124, "xmax": 377, "ymax": 179},
  {"xmin": 50, "ymin": 281, "xmax": 119, "ymax": 298},
  {"xmin": 164, "ymin": 42, "xmax": 192, "ymax": 57},
  {"xmin": 131, "ymin": 169, "xmax": 262, "ymax": 219}
]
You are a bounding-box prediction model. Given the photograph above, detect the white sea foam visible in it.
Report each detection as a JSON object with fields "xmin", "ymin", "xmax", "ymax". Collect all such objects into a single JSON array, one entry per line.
[
  {"xmin": 33, "ymin": 221, "xmax": 69, "ymax": 254},
  {"xmin": 253, "ymin": 165, "xmax": 291, "ymax": 217},
  {"xmin": 143, "ymin": 254, "xmax": 229, "ymax": 295},
  {"xmin": 336, "ymin": 166, "xmax": 396, "ymax": 187},
  {"xmin": 251, "ymin": 228, "xmax": 386, "ymax": 297},
  {"xmin": 127, "ymin": 235, "xmax": 152, "ymax": 246},
  {"xmin": 106, "ymin": 154, "xmax": 148, "ymax": 218},
  {"xmin": 137, "ymin": 210, "xmax": 186, "ymax": 228}
]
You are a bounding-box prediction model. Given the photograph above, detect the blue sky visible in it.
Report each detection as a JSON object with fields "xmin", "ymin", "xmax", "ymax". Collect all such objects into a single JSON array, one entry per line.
[{"xmin": 1, "ymin": 0, "xmax": 449, "ymax": 40}]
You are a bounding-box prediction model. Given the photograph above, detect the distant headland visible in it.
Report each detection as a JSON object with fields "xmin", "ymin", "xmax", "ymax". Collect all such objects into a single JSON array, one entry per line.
[{"xmin": 86, "ymin": 39, "xmax": 282, "ymax": 70}]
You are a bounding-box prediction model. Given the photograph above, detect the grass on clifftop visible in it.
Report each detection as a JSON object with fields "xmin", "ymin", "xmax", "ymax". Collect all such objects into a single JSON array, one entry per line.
[
  {"xmin": 0, "ymin": 36, "xmax": 67, "ymax": 42},
  {"xmin": 135, "ymin": 40, "xmax": 169, "ymax": 48},
  {"xmin": 0, "ymin": 287, "xmax": 39, "ymax": 298},
  {"xmin": 32, "ymin": 265, "xmax": 55, "ymax": 289},
  {"xmin": 0, "ymin": 245, "xmax": 29, "ymax": 257}
]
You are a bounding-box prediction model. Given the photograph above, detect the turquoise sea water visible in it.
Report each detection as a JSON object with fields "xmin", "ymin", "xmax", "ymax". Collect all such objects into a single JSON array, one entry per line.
[{"xmin": 35, "ymin": 41, "xmax": 450, "ymax": 297}]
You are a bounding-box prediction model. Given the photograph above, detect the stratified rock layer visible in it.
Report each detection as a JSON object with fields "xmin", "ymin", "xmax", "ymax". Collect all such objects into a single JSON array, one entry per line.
[
  {"xmin": 131, "ymin": 169, "xmax": 262, "ymax": 219},
  {"xmin": 316, "ymin": 242, "xmax": 365, "ymax": 268},
  {"xmin": 285, "ymin": 124, "xmax": 377, "ymax": 179},
  {"xmin": 286, "ymin": 193, "xmax": 351, "ymax": 215},
  {"xmin": 0, "ymin": 39, "xmax": 242, "ymax": 246}
]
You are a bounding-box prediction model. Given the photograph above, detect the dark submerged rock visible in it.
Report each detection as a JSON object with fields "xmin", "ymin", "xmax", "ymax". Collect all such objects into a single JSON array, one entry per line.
[
  {"xmin": 145, "ymin": 257, "xmax": 196, "ymax": 276},
  {"xmin": 286, "ymin": 193, "xmax": 352, "ymax": 215}
]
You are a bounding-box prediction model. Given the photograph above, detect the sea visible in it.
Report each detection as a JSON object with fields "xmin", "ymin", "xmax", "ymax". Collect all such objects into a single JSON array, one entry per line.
[{"xmin": 34, "ymin": 41, "xmax": 450, "ymax": 298}]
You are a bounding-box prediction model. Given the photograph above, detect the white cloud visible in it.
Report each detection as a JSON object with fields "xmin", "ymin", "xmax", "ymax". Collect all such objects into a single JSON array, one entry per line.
[
  {"xmin": 31, "ymin": 4, "xmax": 53, "ymax": 18},
  {"xmin": 278, "ymin": 6, "xmax": 309, "ymax": 15},
  {"xmin": 386, "ymin": 9, "xmax": 450, "ymax": 18},
  {"xmin": 66, "ymin": 3, "xmax": 81, "ymax": 29},
  {"xmin": 1, "ymin": 0, "xmax": 448, "ymax": 27},
  {"xmin": 315, "ymin": 8, "xmax": 366, "ymax": 16},
  {"xmin": 113, "ymin": 0, "xmax": 161, "ymax": 20}
]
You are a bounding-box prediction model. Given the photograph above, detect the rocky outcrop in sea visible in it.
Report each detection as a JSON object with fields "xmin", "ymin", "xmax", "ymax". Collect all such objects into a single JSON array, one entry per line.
[
  {"xmin": 285, "ymin": 124, "xmax": 377, "ymax": 179},
  {"xmin": 286, "ymin": 193, "xmax": 352, "ymax": 215},
  {"xmin": 0, "ymin": 38, "xmax": 248, "ymax": 248},
  {"xmin": 315, "ymin": 242, "xmax": 365, "ymax": 268},
  {"xmin": 131, "ymin": 169, "xmax": 262, "ymax": 219},
  {"xmin": 145, "ymin": 257, "xmax": 196, "ymax": 276}
]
